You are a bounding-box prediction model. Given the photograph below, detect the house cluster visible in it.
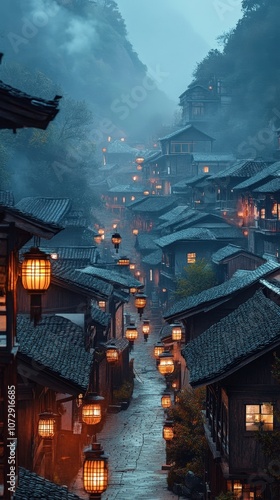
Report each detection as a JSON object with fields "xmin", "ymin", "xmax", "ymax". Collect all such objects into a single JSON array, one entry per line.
[{"xmin": 95, "ymin": 82, "xmax": 280, "ymax": 499}]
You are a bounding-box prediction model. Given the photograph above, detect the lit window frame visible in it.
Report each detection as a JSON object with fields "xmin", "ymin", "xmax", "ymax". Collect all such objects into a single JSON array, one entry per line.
[
  {"xmin": 245, "ymin": 403, "xmax": 273, "ymax": 432},
  {"xmin": 187, "ymin": 252, "xmax": 196, "ymax": 264}
]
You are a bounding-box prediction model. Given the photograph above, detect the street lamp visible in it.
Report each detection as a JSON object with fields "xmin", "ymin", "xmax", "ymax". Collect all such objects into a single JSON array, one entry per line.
[
  {"xmin": 134, "ymin": 292, "xmax": 147, "ymax": 319},
  {"xmin": 142, "ymin": 319, "xmax": 150, "ymax": 342},
  {"xmin": 105, "ymin": 344, "xmax": 119, "ymax": 364},
  {"xmin": 82, "ymin": 393, "xmax": 104, "ymax": 426},
  {"xmin": 21, "ymin": 246, "xmax": 51, "ymax": 325},
  {"xmin": 125, "ymin": 323, "xmax": 138, "ymax": 343},
  {"xmin": 117, "ymin": 256, "xmax": 130, "ymax": 267},
  {"xmin": 111, "ymin": 232, "xmax": 122, "ymax": 253},
  {"xmin": 171, "ymin": 323, "xmax": 182, "ymax": 342},
  {"xmin": 158, "ymin": 351, "xmax": 175, "ymax": 375},
  {"xmin": 83, "ymin": 442, "xmax": 108, "ymax": 500},
  {"xmin": 163, "ymin": 420, "xmax": 174, "ymax": 441},
  {"xmin": 161, "ymin": 393, "xmax": 172, "ymax": 410},
  {"xmin": 153, "ymin": 341, "xmax": 165, "ymax": 359},
  {"xmin": 38, "ymin": 410, "xmax": 57, "ymax": 439}
]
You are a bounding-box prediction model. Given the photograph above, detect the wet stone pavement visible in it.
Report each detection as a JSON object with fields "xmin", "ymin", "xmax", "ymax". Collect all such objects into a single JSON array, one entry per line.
[{"xmin": 70, "ymin": 316, "xmax": 179, "ymax": 500}]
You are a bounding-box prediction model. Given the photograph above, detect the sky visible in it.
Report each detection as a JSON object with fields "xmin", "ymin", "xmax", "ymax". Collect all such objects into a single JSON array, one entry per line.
[{"xmin": 117, "ymin": 0, "xmax": 243, "ymax": 101}]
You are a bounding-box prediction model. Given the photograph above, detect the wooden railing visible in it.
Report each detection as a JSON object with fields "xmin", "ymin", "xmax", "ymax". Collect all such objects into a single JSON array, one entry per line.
[{"xmin": 257, "ymin": 218, "xmax": 280, "ymax": 232}]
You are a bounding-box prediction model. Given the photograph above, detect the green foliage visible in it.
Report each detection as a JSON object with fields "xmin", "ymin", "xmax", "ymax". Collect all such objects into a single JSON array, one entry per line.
[
  {"xmin": 167, "ymin": 388, "xmax": 207, "ymax": 486},
  {"xmin": 173, "ymin": 258, "xmax": 217, "ymax": 300},
  {"xmin": 113, "ymin": 381, "xmax": 133, "ymax": 403},
  {"xmin": 215, "ymin": 493, "xmax": 234, "ymax": 500}
]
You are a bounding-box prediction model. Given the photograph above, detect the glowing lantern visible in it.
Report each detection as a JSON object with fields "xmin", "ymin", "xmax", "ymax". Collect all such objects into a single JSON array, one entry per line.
[
  {"xmin": 142, "ymin": 319, "xmax": 150, "ymax": 335},
  {"xmin": 125, "ymin": 323, "xmax": 138, "ymax": 341},
  {"xmin": 38, "ymin": 411, "xmax": 57, "ymax": 439},
  {"xmin": 132, "ymin": 229, "xmax": 139, "ymax": 235},
  {"xmin": 171, "ymin": 323, "xmax": 182, "ymax": 342},
  {"xmin": 135, "ymin": 156, "xmax": 145, "ymax": 170},
  {"xmin": 153, "ymin": 342, "xmax": 165, "ymax": 359},
  {"xmin": 129, "ymin": 286, "xmax": 138, "ymax": 295},
  {"xmin": 118, "ymin": 256, "xmax": 130, "ymax": 266},
  {"xmin": 158, "ymin": 351, "xmax": 174, "ymax": 375},
  {"xmin": 21, "ymin": 247, "xmax": 51, "ymax": 325},
  {"xmin": 134, "ymin": 292, "xmax": 147, "ymax": 319},
  {"xmin": 83, "ymin": 442, "xmax": 108, "ymax": 495},
  {"xmin": 82, "ymin": 393, "xmax": 104, "ymax": 426},
  {"xmin": 161, "ymin": 393, "xmax": 172, "ymax": 409},
  {"xmin": 143, "ymin": 190, "xmax": 149, "ymax": 196},
  {"xmin": 98, "ymin": 300, "xmax": 106, "ymax": 311},
  {"xmin": 111, "ymin": 232, "xmax": 122, "ymax": 253},
  {"xmin": 163, "ymin": 420, "xmax": 174, "ymax": 441},
  {"xmin": 106, "ymin": 344, "xmax": 119, "ymax": 364}
]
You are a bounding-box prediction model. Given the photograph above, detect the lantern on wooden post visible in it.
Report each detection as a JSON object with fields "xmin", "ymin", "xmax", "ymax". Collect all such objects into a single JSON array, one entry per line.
[
  {"xmin": 106, "ymin": 344, "xmax": 119, "ymax": 364},
  {"xmin": 83, "ymin": 442, "xmax": 108, "ymax": 499},
  {"xmin": 38, "ymin": 411, "xmax": 57, "ymax": 439},
  {"xmin": 111, "ymin": 232, "xmax": 122, "ymax": 253},
  {"xmin": 21, "ymin": 247, "xmax": 51, "ymax": 325},
  {"xmin": 82, "ymin": 393, "xmax": 104, "ymax": 426},
  {"xmin": 134, "ymin": 292, "xmax": 147, "ymax": 319}
]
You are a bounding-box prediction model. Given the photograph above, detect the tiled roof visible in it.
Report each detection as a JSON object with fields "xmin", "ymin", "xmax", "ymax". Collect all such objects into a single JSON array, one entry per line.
[
  {"xmin": 233, "ymin": 161, "xmax": 280, "ymax": 190},
  {"xmin": 15, "ymin": 467, "xmax": 83, "ymax": 499},
  {"xmin": 135, "ymin": 233, "xmax": 159, "ymax": 252},
  {"xmin": 159, "ymin": 124, "xmax": 214, "ymax": 141},
  {"xmin": 142, "ymin": 250, "xmax": 162, "ymax": 265},
  {"xmin": 108, "ymin": 184, "xmax": 144, "ymax": 193},
  {"xmin": 158, "ymin": 206, "xmax": 189, "ymax": 221},
  {"xmin": 192, "ymin": 153, "xmax": 236, "ymax": 162},
  {"xmin": 164, "ymin": 260, "xmax": 280, "ymax": 318},
  {"xmin": 126, "ymin": 195, "xmax": 177, "ymax": 213},
  {"xmin": 80, "ymin": 266, "xmax": 143, "ymax": 289},
  {"xmin": 105, "ymin": 337, "xmax": 129, "ymax": 352},
  {"xmin": 260, "ymin": 278, "xmax": 280, "ymax": 295},
  {"xmin": 184, "ymin": 290, "xmax": 280, "ymax": 387},
  {"xmin": 0, "ymin": 78, "xmax": 60, "ymax": 131},
  {"xmin": 203, "ymin": 225, "xmax": 243, "ymax": 239},
  {"xmin": 15, "ymin": 197, "xmax": 72, "ymax": 224},
  {"xmin": 184, "ymin": 174, "xmax": 210, "ymax": 186},
  {"xmin": 211, "ymin": 244, "xmax": 243, "ymax": 263},
  {"xmin": 155, "ymin": 227, "xmax": 217, "ymax": 248},
  {"xmin": 107, "ymin": 140, "xmax": 139, "ymax": 154},
  {"xmin": 210, "ymin": 159, "xmax": 268, "ymax": 180},
  {"xmin": 0, "ymin": 190, "xmax": 14, "ymax": 206},
  {"xmin": 174, "ymin": 212, "xmax": 224, "ymax": 232},
  {"xmin": 51, "ymin": 261, "xmax": 113, "ymax": 297},
  {"xmin": 253, "ymin": 177, "xmax": 280, "ymax": 193},
  {"xmin": 0, "ymin": 204, "xmax": 63, "ymax": 232},
  {"xmin": 91, "ymin": 306, "xmax": 111, "ymax": 327},
  {"xmin": 40, "ymin": 246, "xmax": 100, "ymax": 266},
  {"xmin": 17, "ymin": 315, "xmax": 93, "ymax": 392},
  {"xmin": 156, "ymin": 209, "xmax": 197, "ymax": 231}
]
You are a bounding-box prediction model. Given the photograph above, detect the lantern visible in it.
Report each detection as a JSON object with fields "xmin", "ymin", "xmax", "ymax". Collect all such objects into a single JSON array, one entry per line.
[
  {"xmin": 83, "ymin": 442, "xmax": 108, "ymax": 496},
  {"xmin": 21, "ymin": 247, "xmax": 51, "ymax": 325},
  {"xmin": 106, "ymin": 345, "xmax": 119, "ymax": 364},
  {"xmin": 163, "ymin": 420, "xmax": 174, "ymax": 441},
  {"xmin": 98, "ymin": 300, "xmax": 106, "ymax": 310},
  {"xmin": 111, "ymin": 232, "xmax": 122, "ymax": 253},
  {"xmin": 125, "ymin": 323, "xmax": 138, "ymax": 341},
  {"xmin": 158, "ymin": 351, "xmax": 174, "ymax": 375},
  {"xmin": 38, "ymin": 411, "xmax": 57, "ymax": 439},
  {"xmin": 134, "ymin": 292, "xmax": 147, "ymax": 319},
  {"xmin": 143, "ymin": 190, "xmax": 149, "ymax": 196},
  {"xmin": 135, "ymin": 156, "xmax": 145, "ymax": 171},
  {"xmin": 161, "ymin": 393, "xmax": 172, "ymax": 409},
  {"xmin": 94, "ymin": 234, "xmax": 102, "ymax": 244},
  {"xmin": 142, "ymin": 319, "xmax": 150, "ymax": 335},
  {"xmin": 132, "ymin": 229, "xmax": 138, "ymax": 236},
  {"xmin": 82, "ymin": 393, "xmax": 104, "ymax": 426},
  {"xmin": 171, "ymin": 323, "xmax": 182, "ymax": 342},
  {"xmin": 117, "ymin": 256, "xmax": 130, "ymax": 266},
  {"xmin": 153, "ymin": 342, "xmax": 165, "ymax": 359},
  {"xmin": 129, "ymin": 286, "xmax": 138, "ymax": 295}
]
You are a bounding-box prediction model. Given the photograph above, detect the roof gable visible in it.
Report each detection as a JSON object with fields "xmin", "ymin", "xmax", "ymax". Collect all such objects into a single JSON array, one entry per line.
[{"xmin": 159, "ymin": 124, "xmax": 214, "ymax": 142}]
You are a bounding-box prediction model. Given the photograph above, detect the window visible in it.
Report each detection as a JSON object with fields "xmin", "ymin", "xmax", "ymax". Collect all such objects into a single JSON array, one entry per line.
[
  {"xmin": 171, "ymin": 142, "xmax": 194, "ymax": 154},
  {"xmin": 203, "ymin": 166, "xmax": 209, "ymax": 173},
  {"xmin": 245, "ymin": 403, "xmax": 273, "ymax": 431},
  {"xmin": 187, "ymin": 252, "xmax": 196, "ymax": 264},
  {"xmin": 149, "ymin": 269, "xmax": 153, "ymax": 281},
  {"xmin": 192, "ymin": 102, "xmax": 204, "ymax": 116}
]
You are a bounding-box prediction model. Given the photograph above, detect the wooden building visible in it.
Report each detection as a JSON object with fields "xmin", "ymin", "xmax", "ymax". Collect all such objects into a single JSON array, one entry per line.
[{"xmin": 211, "ymin": 244, "xmax": 266, "ymax": 283}]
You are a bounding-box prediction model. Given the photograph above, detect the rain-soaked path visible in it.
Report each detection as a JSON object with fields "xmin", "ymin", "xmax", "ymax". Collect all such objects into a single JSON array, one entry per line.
[{"xmin": 70, "ymin": 312, "xmax": 179, "ymax": 499}]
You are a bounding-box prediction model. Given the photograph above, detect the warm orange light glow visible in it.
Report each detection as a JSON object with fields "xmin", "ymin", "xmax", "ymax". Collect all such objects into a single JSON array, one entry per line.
[
  {"xmin": 118, "ymin": 257, "xmax": 130, "ymax": 266},
  {"xmin": 38, "ymin": 412, "xmax": 56, "ymax": 438},
  {"xmin": 82, "ymin": 394, "xmax": 104, "ymax": 426},
  {"xmin": 158, "ymin": 352, "xmax": 175, "ymax": 375},
  {"xmin": 111, "ymin": 232, "xmax": 122, "ymax": 252},
  {"xmin": 125, "ymin": 323, "xmax": 138, "ymax": 341},
  {"xmin": 106, "ymin": 346, "xmax": 119, "ymax": 363},
  {"xmin": 134, "ymin": 292, "xmax": 147, "ymax": 319},
  {"xmin": 163, "ymin": 422, "xmax": 174, "ymax": 441},
  {"xmin": 171, "ymin": 323, "xmax": 182, "ymax": 342},
  {"xmin": 21, "ymin": 247, "xmax": 51, "ymax": 291},
  {"xmin": 143, "ymin": 190, "xmax": 149, "ymax": 196},
  {"xmin": 142, "ymin": 319, "xmax": 150, "ymax": 335},
  {"xmin": 153, "ymin": 342, "xmax": 165, "ymax": 359},
  {"xmin": 132, "ymin": 229, "xmax": 139, "ymax": 235},
  {"xmin": 83, "ymin": 443, "xmax": 108, "ymax": 494},
  {"xmin": 161, "ymin": 394, "xmax": 172, "ymax": 409},
  {"xmin": 98, "ymin": 300, "xmax": 106, "ymax": 310}
]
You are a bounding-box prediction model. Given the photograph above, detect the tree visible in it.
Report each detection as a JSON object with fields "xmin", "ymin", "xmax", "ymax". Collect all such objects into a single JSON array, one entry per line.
[{"xmin": 173, "ymin": 258, "xmax": 217, "ymax": 300}]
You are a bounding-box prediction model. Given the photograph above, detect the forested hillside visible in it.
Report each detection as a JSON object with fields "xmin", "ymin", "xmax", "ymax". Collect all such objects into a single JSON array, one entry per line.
[
  {"xmin": 0, "ymin": 0, "xmax": 174, "ymax": 206},
  {"xmin": 192, "ymin": 0, "xmax": 280, "ymax": 154}
]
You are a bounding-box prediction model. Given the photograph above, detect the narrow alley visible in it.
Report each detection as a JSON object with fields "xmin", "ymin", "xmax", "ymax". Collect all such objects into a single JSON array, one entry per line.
[{"xmin": 70, "ymin": 308, "xmax": 179, "ymax": 500}]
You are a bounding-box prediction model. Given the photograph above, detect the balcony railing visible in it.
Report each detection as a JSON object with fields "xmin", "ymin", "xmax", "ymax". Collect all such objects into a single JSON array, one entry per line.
[{"xmin": 257, "ymin": 218, "xmax": 280, "ymax": 232}]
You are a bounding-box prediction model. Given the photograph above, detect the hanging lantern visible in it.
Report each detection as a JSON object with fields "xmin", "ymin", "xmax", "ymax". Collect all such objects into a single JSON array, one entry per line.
[
  {"xmin": 129, "ymin": 263, "xmax": 136, "ymax": 270},
  {"xmin": 129, "ymin": 286, "xmax": 138, "ymax": 295},
  {"xmin": 117, "ymin": 256, "xmax": 130, "ymax": 266},
  {"xmin": 161, "ymin": 393, "xmax": 172, "ymax": 409},
  {"xmin": 135, "ymin": 156, "xmax": 145, "ymax": 171},
  {"xmin": 163, "ymin": 420, "xmax": 174, "ymax": 441},
  {"xmin": 142, "ymin": 319, "xmax": 150, "ymax": 335},
  {"xmin": 98, "ymin": 300, "xmax": 106, "ymax": 311},
  {"xmin": 143, "ymin": 190, "xmax": 150, "ymax": 196},
  {"xmin": 111, "ymin": 232, "xmax": 122, "ymax": 253},
  {"xmin": 21, "ymin": 247, "xmax": 51, "ymax": 325},
  {"xmin": 82, "ymin": 393, "xmax": 104, "ymax": 426},
  {"xmin": 83, "ymin": 442, "xmax": 108, "ymax": 496},
  {"xmin": 94, "ymin": 234, "xmax": 102, "ymax": 244},
  {"xmin": 125, "ymin": 323, "xmax": 138, "ymax": 341},
  {"xmin": 106, "ymin": 344, "xmax": 119, "ymax": 364},
  {"xmin": 134, "ymin": 292, "xmax": 147, "ymax": 319},
  {"xmin": 171, "ymin": 323, "xmax": 182, "ymax": 342},
  {"xmin": 38, "ymin": 411, "xmax": 57, "ymax": 439},
  {"xmin": 76, "ymin": 393, "xmax": 84, "ymax": 408},
  {"xmin": 132, "ymin": 229, "xmax": 138, "ymax": 236},
  {"xmin": 153, "ymin": 342, "xmax": 165, "ymax": 359},
  {"xmin": 158, "ymin": 351, "xmax": 175, "ymax": 375}
]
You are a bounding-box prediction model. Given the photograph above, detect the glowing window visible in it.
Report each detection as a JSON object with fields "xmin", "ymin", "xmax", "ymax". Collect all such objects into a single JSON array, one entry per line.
[
  {"xmin": 203, "ymin": 166, "xmax": 209, "ymax": 173},
  {"xmin": 187, "ymin": 253, "xmax": 196, "ymax": 264},
  {"xmin": 245, "ymin": 403, "xmax": 273, "ymax": 431}
]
